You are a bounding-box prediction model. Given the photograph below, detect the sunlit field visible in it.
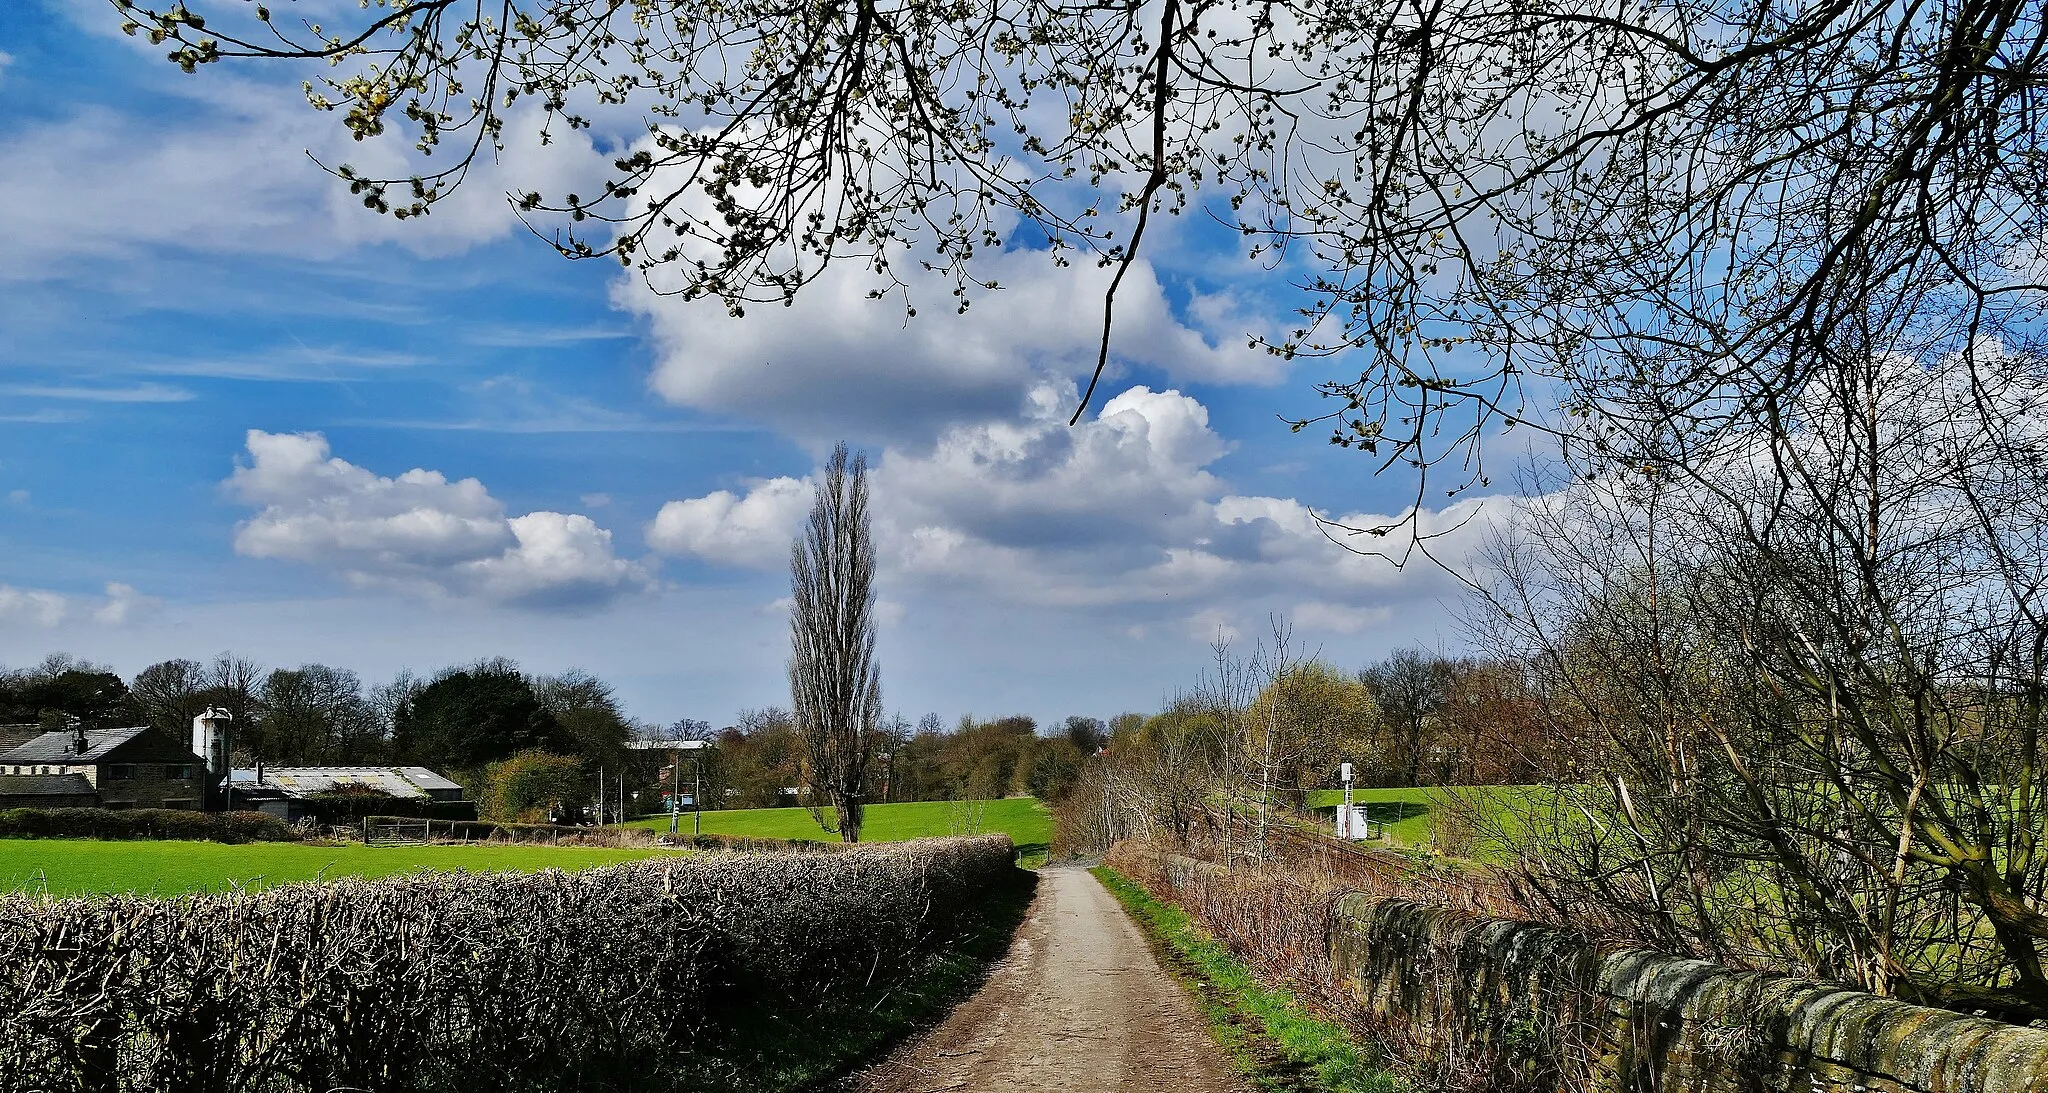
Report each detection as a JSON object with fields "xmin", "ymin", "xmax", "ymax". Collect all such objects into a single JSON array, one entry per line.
[
  {"xmin": 0, "ymin": 839, "xmax": 677, "ymax": 898},
  {"xmin": 622, "ymin": 797, "xmax": 1053, "ymax": 864}
]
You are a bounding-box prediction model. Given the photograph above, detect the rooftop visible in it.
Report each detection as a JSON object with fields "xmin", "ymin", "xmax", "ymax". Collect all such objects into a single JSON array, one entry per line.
[
  {"xmin": 0, "ymin": 726, "xmax": 152, "ymax": 764},
  {"xmin": 0, "ymin": 773, "xmax": 96, "ymax": 797},
  {"xmin": 228, "ymin": 766, "xmax": 462, "ymax": 799}
]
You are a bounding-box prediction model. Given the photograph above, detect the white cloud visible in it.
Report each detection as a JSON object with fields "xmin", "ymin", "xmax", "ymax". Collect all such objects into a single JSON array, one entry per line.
[
  {"xmin": 647, "ymin": 476, "xmax": 811, "ymax": 569},
  {"xmin": 93, "ymin": 583, "xmax": 162, "ymax": 625},
  {"xmin": 0, "ymin": 582, "xmax": 161, "ymax": 628},
  {"xmin": 0, "ymin": 586, "xmax": 69, "ymax": 627},
  {"xmin": 225, "ymin": 430, "xmax": 649, "ymax": 608},
  {"xmin": 619, "ymin": 245, "xmax": 1284, "ymax": 443},
  {"xmin": 0, "ymin": 78, "xmax": 607, "ymax": 281},
  {"xmin": 650, "ymin": 383, "xmax": 1509, "ymax": 639},
  {"xmin": 0, "ymin": 382, "xmax": 194, "ymax": 403}
]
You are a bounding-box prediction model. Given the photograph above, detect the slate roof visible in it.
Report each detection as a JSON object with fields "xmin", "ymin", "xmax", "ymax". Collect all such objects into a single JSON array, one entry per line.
[
  {"xmin": 0, "ymin": 773, "xmax": 96, "ymax": 797},
  {"xmin": 0, "ymin": 726, "xmax": 151, "ymax": 764}
]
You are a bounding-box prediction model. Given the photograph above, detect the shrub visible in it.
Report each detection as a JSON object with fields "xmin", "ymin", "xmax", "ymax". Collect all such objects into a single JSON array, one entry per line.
[
  {"xmin": 479, "ymin": 749, "xmax": 584, "ymax": 822},
  {"xmin": 0, "ymin": 834, "xmax": 1018, "ymax": 1093},
  {"xmin": 0, "ymin": 807, "xmax": 299, "ymax": 843}
]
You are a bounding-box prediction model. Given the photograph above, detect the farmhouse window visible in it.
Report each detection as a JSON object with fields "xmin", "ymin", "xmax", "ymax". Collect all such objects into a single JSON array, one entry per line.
[
  {"xmin": 164, "ymin": 764, "xmax": 195, "ymax": 780},
  {"xmin": 106, "ymin": 765, "xmax": 136, "ymax": 781}
]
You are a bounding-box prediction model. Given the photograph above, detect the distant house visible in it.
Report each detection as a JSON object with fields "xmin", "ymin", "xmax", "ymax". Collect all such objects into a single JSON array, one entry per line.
[
  {"xmin": 0, "ymin": 725, "xmax": 209, "ymax": 810},
  {"xmin": 226, "ymin": 765, "xmax": 467, "ymax": 822}
]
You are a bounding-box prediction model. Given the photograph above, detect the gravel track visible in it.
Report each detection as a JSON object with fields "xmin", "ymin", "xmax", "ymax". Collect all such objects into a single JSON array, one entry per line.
[{"xmin": 848, "ymin": 865, "xmax": 1242, "ymax": 1093}]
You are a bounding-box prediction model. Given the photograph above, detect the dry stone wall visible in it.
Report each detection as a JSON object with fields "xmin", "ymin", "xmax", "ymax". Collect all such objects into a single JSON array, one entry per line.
[
  {"xmin": 1332, "ymin": 897, "xmax": 2048, "ymax": 1093},
  {"xmin": 1115, "ymin": 843, "xmax": 2048, "ymax": 1093}
]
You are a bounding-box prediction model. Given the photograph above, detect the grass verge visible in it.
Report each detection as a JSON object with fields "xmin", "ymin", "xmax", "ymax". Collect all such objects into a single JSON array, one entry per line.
[
  {"xmin": 1094, "ymin": 866, "xmax": 1406, "ymax": 1093},
  {"xmin": 695, "ymin": 866, "xmax": 1039, "ymax": 1092}
]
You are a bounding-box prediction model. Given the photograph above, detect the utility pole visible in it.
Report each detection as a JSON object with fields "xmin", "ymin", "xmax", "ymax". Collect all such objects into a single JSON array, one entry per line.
[{"xmin": 627, "ymin": 738, "xmax": 708, "ymax": 838}]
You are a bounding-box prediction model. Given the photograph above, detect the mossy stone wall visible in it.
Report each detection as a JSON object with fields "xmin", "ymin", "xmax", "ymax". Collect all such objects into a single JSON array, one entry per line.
[{"xmin": 1331, "ymin": 895, "xmax": 2048, "ymax": 1092}]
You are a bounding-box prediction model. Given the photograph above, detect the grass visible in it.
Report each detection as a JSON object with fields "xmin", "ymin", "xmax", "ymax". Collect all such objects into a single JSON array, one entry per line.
[
  {"xmin": 0, "ymin": 838, "xmax": 677, "ymax": 898},
  {"xmin": 1094, "ymin": 866, "xmax": 1405, "ymax": 1093},
  {"xmin": 1304, "ymin": 785, "xmax": 1547, "ymax": 863},
  {"xmin": 622, "ymin": 797, "xmax": 1054, "ymax": 867}
]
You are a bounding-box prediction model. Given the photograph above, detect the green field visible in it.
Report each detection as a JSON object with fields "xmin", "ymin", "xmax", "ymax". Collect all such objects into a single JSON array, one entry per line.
[
  {"xmin": 0, "ymin": 839, "xmax": 676, "ymax": 898},
  {"xmin": 623, "ymin": 797, "xmax": 1053, "ymax": 863},
  {"xmin": 1304, "ymin": 785, "xmax": 1544, "ymax": 862}
]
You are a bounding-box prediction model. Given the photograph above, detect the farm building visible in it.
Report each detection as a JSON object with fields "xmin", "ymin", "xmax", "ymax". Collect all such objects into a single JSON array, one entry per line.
[
  {"xmin": 0, "ymin": 725, "xmax": 209, "ymax": 810},
  {"xmin": 224, "ymin": 765, "xmax": 469, "ymax": 822}
]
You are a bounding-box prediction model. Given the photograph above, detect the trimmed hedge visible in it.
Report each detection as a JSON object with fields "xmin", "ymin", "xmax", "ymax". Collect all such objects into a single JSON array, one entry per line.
[
  {"xmin": 0, "ymin": 834, "xmax": 1018, "ymax": 1093},
  {"xmin": 0, "ymin": 807, "xmax": 299, "ymax": 843}
]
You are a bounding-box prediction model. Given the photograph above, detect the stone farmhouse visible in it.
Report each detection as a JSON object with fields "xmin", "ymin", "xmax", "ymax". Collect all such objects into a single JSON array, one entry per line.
[{"xmin": 0, "ymin": 724, "xmax": 209, "ymax": 811}]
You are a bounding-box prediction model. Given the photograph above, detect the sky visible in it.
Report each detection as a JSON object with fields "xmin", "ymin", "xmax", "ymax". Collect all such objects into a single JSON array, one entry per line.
[{"xmin": 0, "ymin": 0, "xmax": 1510, "ymax": 729}]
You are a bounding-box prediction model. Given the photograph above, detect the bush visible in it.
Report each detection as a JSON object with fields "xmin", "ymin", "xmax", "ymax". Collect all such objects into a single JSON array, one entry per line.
[
  {"xmin": 0, "ymin": 807, "xmax": 299, "ymax": 843},
  {"xmin": 479, "ymin": 749, "xmax": 584, "ymax": 822},
  {"xmin": 0, "ymin": 835, "xmax": 1019, "ymax": 1093}
]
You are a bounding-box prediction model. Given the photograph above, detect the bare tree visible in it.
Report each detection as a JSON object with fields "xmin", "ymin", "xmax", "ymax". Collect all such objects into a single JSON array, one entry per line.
[
  {"xmin": 789, "ymin": 444, "xmax": 882, "ymax": 843},
  {"xmin": 130, "ymin": 658, "xmax": 209, "ymax": 735},
  {"xmin": 1476, "ymin": 335, "xmax": 2048, "ymax": 1020},
  {"xmin": 1358, "ymin": 649, "xmax": 1456, "ymax": 787}
]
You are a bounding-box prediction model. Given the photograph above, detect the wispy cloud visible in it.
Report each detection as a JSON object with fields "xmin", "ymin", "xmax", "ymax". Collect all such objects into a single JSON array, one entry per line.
[
  {"xmin": 0, "ymin": 409, "xmax": 89, "ymax": 424},
  {"xmin": 0, "ymin": 381, "xmax": 195, "ymax": 403},
  {"xmin": 463, "ymin": 323, "xmax": 635, "ymax": 348},
  {"xmin": 130, "ymin": 345, "xmax": 430, "ymax": 382}
]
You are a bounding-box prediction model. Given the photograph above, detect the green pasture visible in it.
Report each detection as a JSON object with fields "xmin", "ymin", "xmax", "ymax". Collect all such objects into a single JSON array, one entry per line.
[
  {"xmin": 622, "ymin": 797, "xmax": 1053, "ymax": 864},
  {"xmin": 0, "ymin": 839, "xmax": 676, "ymax": 898},
  {"xmin": 1304, "ymin": 785, "xmax": 1547, "ymax": 863}
]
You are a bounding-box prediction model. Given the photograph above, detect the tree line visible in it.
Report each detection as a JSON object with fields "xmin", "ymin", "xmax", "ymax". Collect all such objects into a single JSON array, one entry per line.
[{"xmin": 0, "ymin": 651, "xmax": 1136, "ymax": 822}]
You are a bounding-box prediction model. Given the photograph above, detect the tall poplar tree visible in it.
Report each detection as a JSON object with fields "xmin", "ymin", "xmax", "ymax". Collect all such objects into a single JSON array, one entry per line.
[{"xmin": 789, "ymin": 444, "xmax": 882, "ymax": 843}]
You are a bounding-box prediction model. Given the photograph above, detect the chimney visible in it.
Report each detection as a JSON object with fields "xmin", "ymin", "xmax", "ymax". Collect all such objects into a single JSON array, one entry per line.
[
  {"xmin": 71, "ymin": 719, "xmax": 88, "ymax": 757},
  {"xmin": 254, "ymin": 759, "xmax": 265, "ymax": 787}
]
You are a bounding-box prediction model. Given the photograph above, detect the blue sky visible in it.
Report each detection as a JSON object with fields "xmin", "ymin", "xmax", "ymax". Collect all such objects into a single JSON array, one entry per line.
[{"xmin": 0, "ymin": 0, "xmax": 1503, "ymax": 728}]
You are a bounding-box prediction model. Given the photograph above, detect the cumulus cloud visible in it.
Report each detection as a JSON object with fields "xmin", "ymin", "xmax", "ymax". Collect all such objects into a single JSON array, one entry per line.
[
  {"xmin": 618, "ymin": 245, "xmax": 1285, "ymax": 443},
  {"xmin": 0, "ymin": 582, "xmax": 161, "ymax": 627},
  {"xmin": 649, "ymin": 383, "xmax": 1510, "ymax": 639},
  {"xmin": 647, "ymin": 476, "xmax": 811, "ymax": 569},
  {"xmin": 226, "ymin": 430, "xmax": 649, "ymax": 608}
]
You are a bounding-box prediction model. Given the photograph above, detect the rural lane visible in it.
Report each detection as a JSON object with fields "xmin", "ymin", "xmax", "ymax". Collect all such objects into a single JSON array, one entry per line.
[{"xmin": 848, "ymin": 865, "xmax": 1242, "ymax": 1093}]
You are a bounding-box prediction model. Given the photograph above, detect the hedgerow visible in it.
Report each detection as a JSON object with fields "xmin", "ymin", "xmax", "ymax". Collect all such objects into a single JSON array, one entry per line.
[
  {"xmin": 0, "ymin": 807, "xmax": 299, "ymax": 843},
  {"xmin": 0, "ymin": 834, "xmax": 1018, "ymax": 1093}
]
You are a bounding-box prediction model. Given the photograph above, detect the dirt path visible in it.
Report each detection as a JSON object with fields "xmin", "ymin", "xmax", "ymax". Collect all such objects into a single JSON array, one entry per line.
[{"xmin": 849, "ymin": 865, "xmax": 1242, "ymax": 1093}]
